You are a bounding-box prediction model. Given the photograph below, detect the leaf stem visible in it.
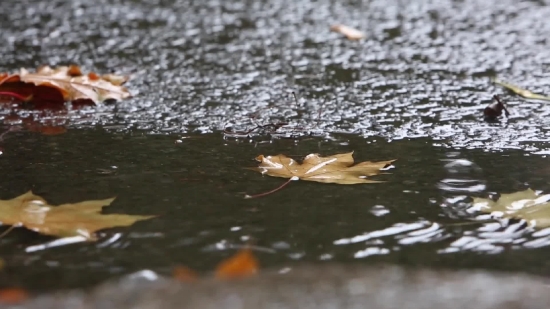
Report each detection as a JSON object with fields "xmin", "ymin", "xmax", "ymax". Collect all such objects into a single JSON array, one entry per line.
[
  {"xmin": 0, "ymin": 91, "xmax": 30, "ymax": 102},
  {"xmin": 0, "ymin": 226, "xmax": 15, "ymax": 239},
  {"xmin": 244, "ymin": 176, "xmax": 298, "ymax": 199}
]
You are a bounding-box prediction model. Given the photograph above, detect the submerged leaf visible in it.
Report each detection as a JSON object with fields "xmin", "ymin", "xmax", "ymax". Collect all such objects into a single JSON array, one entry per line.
[
  {"xmin": 0, "ymin": 66, "xmax": 131, "ymax": 106},
  {"xmin": 248, "ymin": 152, "xmax": 395, "ymax": 184},
  {"xmin": 493, "ymin": 78, "xmax": 550, "ymax": 101},
  {"xmin": 0, "ymin": 192, "xmax": 155, "ymax": 240},
  {"xmin": 471, "ymin": 189, "xmax": 550, "ymax": 228},
  {"xmin": 0, "ymin": 288, "xmax": 28, "ymax": 304},
  {"xmin": 215, "ymin": 248, "xmax": 259, "ymax": 279},
  {"xmin": 330, "ymin": 24, "xmax": 365, "ymax": 40}
]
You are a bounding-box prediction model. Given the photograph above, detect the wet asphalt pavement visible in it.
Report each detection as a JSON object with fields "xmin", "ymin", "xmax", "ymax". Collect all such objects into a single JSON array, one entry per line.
[{"xmin": 1, "ymin": 0, "xmax": 550, "ymax": 152}]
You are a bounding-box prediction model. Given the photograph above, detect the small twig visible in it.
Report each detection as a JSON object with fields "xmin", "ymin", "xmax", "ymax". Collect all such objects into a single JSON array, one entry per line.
[
  {"xmin": 315, "ymin": 97, "xmax": 326, "ymax": 128},
  {"xmin": 223, "ymin": 91, "xmax": 328, "ymax": 139},
  {"xmin": 244, "ymin": 176, "xmax": 298, "ymax": 199},
  {"xmin": 0, "ymin": 226, "xmax": 15, "ymax": 239},
  {"xmin": 493, "ymin": 95, "xmax": 510, "ymax": 117},
  {"xmin": 484, "ymin": 95, "xmax": 510, "ymax": 120},
  {"xmin": 444, "ymin": 219, "xmax": 495, "ymax": 227},
  {"xmin": 0, "ymin": 127, "xmax": 18, "ymax": 142},
  {"xmin": 292, "ymin": 92, "xmax": 300, "ymax": 109}
]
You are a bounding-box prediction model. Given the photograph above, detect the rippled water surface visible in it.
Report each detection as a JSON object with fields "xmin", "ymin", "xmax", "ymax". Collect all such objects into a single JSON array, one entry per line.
[{"xmin": 1, "ymin": 0, "xmax": 550, "ymax": 291}]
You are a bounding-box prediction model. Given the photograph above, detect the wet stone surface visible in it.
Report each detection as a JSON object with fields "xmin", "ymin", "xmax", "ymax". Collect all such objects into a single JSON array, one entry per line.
[
  {"xmin": 1, "ymin": 0, "xmax": 550, "ymax": 297},
  {"xmin": 12, "ymin": 265, "xmax": 550, "ymax": 309},
  {"xmin": 1, "ymin": 0, "xmax": 550, "ymax": 151}
]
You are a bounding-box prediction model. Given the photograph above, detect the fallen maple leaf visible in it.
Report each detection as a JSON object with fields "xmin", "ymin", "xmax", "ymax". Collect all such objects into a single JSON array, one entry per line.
[
  {"xmin": 250, "ymin": 152, "xmax": 394, "ymax": 184},
  {"xmin": 0, "ymin": 191, "xmax": 155, "ymax": 240},
  {"xmin": 215, "ymin": 248, "xmax": 259, "ymax": 279},
  {"xmin": 330, "ymin": 24, "xmax": 365, "ymax": 40},
  {"xmin": 0, "ymin": 65, "xmax": 130, "ymax": 107},
  {"xmin": 471, "ymin": 189, "xmax": 550, "ymax": 228},
  {"xmin": 245, "ymin": 152, "xmax": 395, "ymax": 198}
]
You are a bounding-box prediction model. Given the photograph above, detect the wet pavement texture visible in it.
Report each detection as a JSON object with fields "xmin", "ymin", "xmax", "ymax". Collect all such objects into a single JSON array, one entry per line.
[
  {"xmin": 1, "ymin": 0, "xmax": 550, "ymax": 151},
  {"xmin": 1, "ymin": 0, "xmax": 550, "ymax": 293}
]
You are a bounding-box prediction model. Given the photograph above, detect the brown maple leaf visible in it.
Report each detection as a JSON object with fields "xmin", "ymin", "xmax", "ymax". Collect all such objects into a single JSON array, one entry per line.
[
  {"xmin": 471, "ymin": 189, "xmax": 550, "ymax": 228},
  {"xmin": 249, "ymin": 152, "xmax": 395, "ymax": 184},
  {"xmin": 0, "ymin": 65, "xmax": 130, "ymax": 107},
  {"xmin": 0, "ymin": 191, "xmax": 155, "ymax": 240},
  {"xmin": 245, "ymin": 152, "xmax": 395, "ymax": 198}
]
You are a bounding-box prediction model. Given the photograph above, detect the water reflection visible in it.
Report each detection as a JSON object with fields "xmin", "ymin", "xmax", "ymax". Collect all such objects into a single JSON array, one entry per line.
[
  {"xmin": 336, "ymin": 191, "xmax": 550, "ymax": 258},
  {"xmin": 333, "ymin": 215, "xmax": 550, "ymax": 257},
  {"xmin": 334, "ymin": 221, "xmax": 431, "ymax": 245}
]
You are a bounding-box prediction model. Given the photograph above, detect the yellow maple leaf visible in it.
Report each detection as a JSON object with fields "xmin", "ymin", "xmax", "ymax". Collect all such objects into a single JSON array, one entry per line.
[
  {"xmin": 249, "ymin": 151, "xmax": 395, "ymax": 184},
  {"xmin": 471, "ymin": 189, "xmax": 550, "ymax": 228},
  {"xmin": 0, "ymin": 191, "xmax": 155, "ymax": 240}
]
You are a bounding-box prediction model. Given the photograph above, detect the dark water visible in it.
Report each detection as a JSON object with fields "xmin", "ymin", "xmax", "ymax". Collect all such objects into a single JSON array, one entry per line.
[{"xmin": 1, "ymin": 0, "xmax": 550, "ymax": 291}]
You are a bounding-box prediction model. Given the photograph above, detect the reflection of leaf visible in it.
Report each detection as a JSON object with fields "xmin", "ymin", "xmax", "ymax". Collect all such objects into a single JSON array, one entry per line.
[
  {"xmin": 215, "ymin": 248, "xmax": 259, "ymax": 279},
  {"xmin": 0, "ymin": 65, "xmax": 130, "ymax": 107},
  {"xmin": 0, "ymin": 192, "xmax": 155, "ymax": 240},
  {"xmin": 472, "ymin": 189, "xmax": 550, "ymax": 228},
  {"xmin": 26, "ymin": 125, "xmax": 67, "ymax": 136},
  {"xmin": 172, "ymin": 248, "xmax": 259, "ymax": 282},
  {"xmin": 330, "ymin": 24, "xmax": 365, "ymax": 40},
  {"xmin": 493, "ymin": 78, "xmax": 550, "ymax": 101},
  {"xmin": 4, "ymin": 111, "xmax": 67, "ymax": 136},
  {"xmin": 0, "ymin": 288, "xmax": 28, "ymax": 304},
  {"xmin": 249, "ymin": 152, "xmax": 395, "ymax": 184},
  {"xmin": 173, "ymin": 266, "xmax": 198, "ymax": 282}
]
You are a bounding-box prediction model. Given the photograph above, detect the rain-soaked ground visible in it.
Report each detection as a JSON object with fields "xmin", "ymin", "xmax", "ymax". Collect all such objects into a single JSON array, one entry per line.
[{"xmin": 1, "ymin": 0, "xmax": 550, "ymax": 292}]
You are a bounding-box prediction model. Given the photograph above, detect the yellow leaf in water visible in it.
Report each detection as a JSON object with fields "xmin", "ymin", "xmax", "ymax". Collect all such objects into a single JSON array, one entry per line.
[
  {"xmin": 493, "ymin": 78, "xmax": 550, "ymax": 101},
  {"xmin": 0, "ymin": 192, "xmax": 155, "ymax": 240},
  {"xmin": 330, "ymin": 24, "xmax": 365, "ymax": 40},
  {"xmin": 248, "ymin": 152, "xmax": 395, "ymax": 184},
  {"xmin": 471, "ymin": 189, "xmax": 550, "ymax": 228}
]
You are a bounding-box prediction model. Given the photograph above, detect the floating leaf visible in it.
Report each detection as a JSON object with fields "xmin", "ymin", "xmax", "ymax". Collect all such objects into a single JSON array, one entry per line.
[
  {"xmin": 471, "ymin": 189, "xmax": 550, "ymax": 228},
  {"xmin": 493, "ymin": 78, "xmax": 550, "ymax": 101},
  {"xmin": 215, "ymin": 248, "xmax": 259, "ymax": 279},
  {"xmin": 0, "ymin": 65, "xmax": 130, "ymax": 107},
  {"xmin": 0, "ymin": 191, "xmax": 155, "ymax": 240},
  {"xmin": 0, "ymin": 288, "xmax": 28, "ymax": 304},
  {"xmin": 249, "ymin": 152, "xmax": 394, "ymax": 184},
  {"xmin": 245, "ymin": 152, "xmax": 394, "ymax": 198},
  {"xmin": 330, "ymin": 24, "xmax": 365, "ymax": 40}
]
